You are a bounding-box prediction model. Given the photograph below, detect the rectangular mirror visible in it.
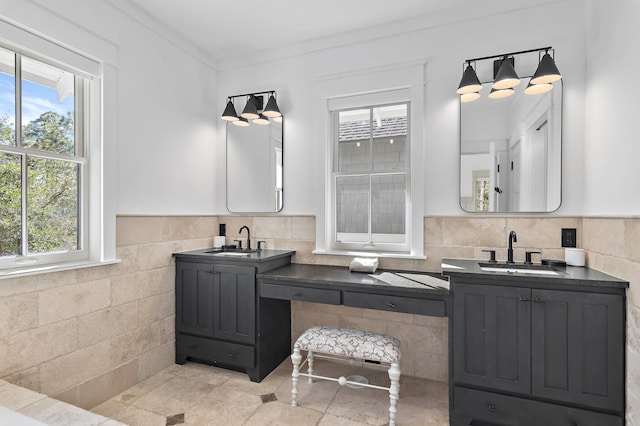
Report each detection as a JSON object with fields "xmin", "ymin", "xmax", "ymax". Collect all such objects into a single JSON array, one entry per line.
[
  {"xmin": 227, "ymin": 119, "xmax": 283, "ymax": 212},
  {"xmin": 460, "ymin": 78, "xmax": 562, "ymax": 212}
]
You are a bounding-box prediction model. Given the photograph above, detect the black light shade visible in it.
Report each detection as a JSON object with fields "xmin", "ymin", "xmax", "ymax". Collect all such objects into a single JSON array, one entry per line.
[
  {"xmin": 241, "ymin": 95, "xmax": 260, "ymax": 120},
  {"xmin": 492, "ymin": 57, "xmax": 520, "ymax": 90},
  {"xmin": 488, "ymin": 87, "xmax": 515, "ymax": 99},
  {"xmin": 232, "ymin": 116, "xmax": 250, "ymax": 126},
  {"xmin": 221, "ymin": 100, "xmax": 238, "ymax": 121},
  {"xmin": 457, "ymin": 64, "xmax": 482, "ymax": 95},
  {"xmin": 263, "ymin": 94, "xmax": 281, "ymax": 117},
  {"xmin": 253, "ymin": 114, "xmax": 270, "ymax": 125},
  {"xmin": 530, "ymin": 53, "xmax": 562, "ymax": 85}
]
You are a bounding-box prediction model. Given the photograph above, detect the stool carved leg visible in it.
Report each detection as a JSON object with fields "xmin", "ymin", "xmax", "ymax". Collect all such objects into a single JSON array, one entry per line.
[
  {"xmin": 307, "ymin": 350, "xmax": 314, "ymax": 383},
  {"xmin": 291, "ymin": 348, "xmax": 302, "ymax": 407},
  {"xmin": 388, "ymin": 362, "xmax": 401, "ymax": 426}
]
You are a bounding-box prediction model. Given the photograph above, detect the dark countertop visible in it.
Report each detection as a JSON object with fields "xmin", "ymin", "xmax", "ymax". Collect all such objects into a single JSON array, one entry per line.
[
  {"xmin": 173, "ymin": 248, "xmax": 296, "ymax": 263},
  {"xmin": 441, "ymin": 258, "xmax": 628, "ymax": 290},
  {"xmin": 258, "ymin": 263, "xmax": 449, "ymax": 297}
]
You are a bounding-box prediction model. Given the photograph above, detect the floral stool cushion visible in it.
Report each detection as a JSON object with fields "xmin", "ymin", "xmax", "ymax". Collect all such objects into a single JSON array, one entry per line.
[{"xmin": 294, "ymin": 326, "xmax": 401, "ymax": 364}]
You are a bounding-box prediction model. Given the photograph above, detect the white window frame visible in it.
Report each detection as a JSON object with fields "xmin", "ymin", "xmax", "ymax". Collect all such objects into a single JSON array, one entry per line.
[
  {"xmin": 0, "ymin": 18, "xmax": 116, "ymax": 276},
  {"xmin": 331, "ymin": 101, "xmax": 411, "ymax": 253},
  {"xmin": 311, "ymin": 61, "xmax": 426, "ymax": 259}
]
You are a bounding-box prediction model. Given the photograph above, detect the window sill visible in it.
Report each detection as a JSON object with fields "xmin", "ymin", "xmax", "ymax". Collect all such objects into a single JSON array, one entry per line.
[
  {"xmin": 312, "ymin": 249, "xmax": 426, "ymax": 260},
  {"xmin": 0, "ymin": 259, "xmax": 121, "ymax": 280}
]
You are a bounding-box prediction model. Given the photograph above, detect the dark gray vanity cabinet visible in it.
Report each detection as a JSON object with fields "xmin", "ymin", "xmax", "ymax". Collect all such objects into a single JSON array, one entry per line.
[
  {"xmin": 445, "ymin": 262, "xmax": 628, "ymax": 426},
  {"xmin": 174, "ymin": 249, "xmax": 294, "ymax": 382}
]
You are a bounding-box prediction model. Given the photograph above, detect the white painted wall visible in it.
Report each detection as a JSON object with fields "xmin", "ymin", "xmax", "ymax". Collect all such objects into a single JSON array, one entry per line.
[
  {"xmin": 584, "ymin": 0, "xmax": 640, "ymax": 215},
  {"xmin": 216, "ymin": 0, "xmax": 588, "ymax": 217},
  {"xmin": 1, "ymin": 0, "xmax": 219, "ymax": 215}
]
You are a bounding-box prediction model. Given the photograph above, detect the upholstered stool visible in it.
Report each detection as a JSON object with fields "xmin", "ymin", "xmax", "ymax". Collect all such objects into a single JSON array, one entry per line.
[{"xmin": 291, "ymin": 326, "xmax": 402, "ymax": 426}]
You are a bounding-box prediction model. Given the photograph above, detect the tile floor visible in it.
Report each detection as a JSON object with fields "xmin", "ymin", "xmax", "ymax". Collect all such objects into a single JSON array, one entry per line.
[{"xmin": 92, "ymin": 359, "xmax": 449, "ymax": 425}]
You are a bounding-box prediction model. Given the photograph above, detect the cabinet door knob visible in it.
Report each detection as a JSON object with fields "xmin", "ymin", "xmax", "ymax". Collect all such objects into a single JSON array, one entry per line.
[
  {"xmin": 533, "ymin": 297, "xmax": 544, "ymax": 303},
  {"xmin": 486, "ymin": 403, "xmax": 497, "ymax": 412},
  {"xmin": 386, "ymin": 302, "xmax": 397, "ymax": 309},
  {"xmin": 519, "ymin": 297, "xmax": 531, "ymax": 302}
]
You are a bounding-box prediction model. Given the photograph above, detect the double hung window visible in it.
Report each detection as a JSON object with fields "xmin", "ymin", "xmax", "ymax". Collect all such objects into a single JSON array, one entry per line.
[
  {"xmin": 332, "ymin": 102, "xmax": 410, "ymax": 253},
  {"xmin": 0, "ymin": 45, "xmax": 88, "ymax": 268}
]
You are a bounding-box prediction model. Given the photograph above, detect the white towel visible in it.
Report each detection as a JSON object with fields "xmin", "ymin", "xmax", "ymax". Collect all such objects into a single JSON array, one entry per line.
[{"xmin": 349, "ymin": 257, "xmax": 379, "ymax": 273}]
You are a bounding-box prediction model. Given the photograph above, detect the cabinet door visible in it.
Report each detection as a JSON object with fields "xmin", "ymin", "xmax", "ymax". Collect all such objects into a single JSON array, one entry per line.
[
  {"xmin": 213, "ymin": 264, "xmax": 256, "ymax": 345},
  {"xmin": 453, "ymin": 282, "xmax": 531, "ymax": 394},
  {"xmin": 176, "ymin": 262, "xmax": 215, "ymax": 337},
  {"xmin": 531, "ymin": 289, "xmax": 624, "ymax": 412}
]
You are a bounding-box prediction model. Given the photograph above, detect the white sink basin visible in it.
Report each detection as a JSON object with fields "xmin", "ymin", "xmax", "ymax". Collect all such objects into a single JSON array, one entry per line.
[{"xmin": 480, "ymin": 266, "xmax": 561, "ymax": 276}]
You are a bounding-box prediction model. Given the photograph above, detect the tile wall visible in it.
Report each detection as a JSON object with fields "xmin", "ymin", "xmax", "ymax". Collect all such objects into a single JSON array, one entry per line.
[
  {"xmin": 0, "ymin": 214, "xmax": 636, "ymax": 417},
  {"xmin": 0, "ymin": 216, "xmax": 219, "ymax": 410}
]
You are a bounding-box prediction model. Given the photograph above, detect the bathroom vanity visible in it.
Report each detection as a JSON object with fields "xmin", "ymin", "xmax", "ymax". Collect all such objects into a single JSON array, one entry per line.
[
  {"xmin": 442, "ymin": 259, "xmax": 628, "ymax": 426},
  {"xmin": 173, "ymin": 248, "xmax": 295, "ymax": 382}
]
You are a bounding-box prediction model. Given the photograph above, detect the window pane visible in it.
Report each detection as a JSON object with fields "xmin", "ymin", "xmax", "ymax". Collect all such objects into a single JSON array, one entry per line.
[
  {"xmin": 338, "ymin": 109, "xmax": 370, "ymax": 173},
  {"xmin": 27, "ymin": 157, "xmax": 79, "ymax": 253},
  {"xmin": 336, "ymin": 175, "xmax": 369, "ymax": 242},
  {"xmin": 21, "ymin": 57, "xmax": 75, "ymax": 155},
  {"xmin": 371, "ymin": 174, "xmax": 406, "ymax": 243},
  {"xmin": 0, "ymin": 48, "xmax": 15, "ymax": 146},
  {"xmin": 0, "ymin": 152, "xmax": 22, "ymax": 256},
  {"xmin": 372, "ymin": 104, "xmax": 407, "ymax": 171}
]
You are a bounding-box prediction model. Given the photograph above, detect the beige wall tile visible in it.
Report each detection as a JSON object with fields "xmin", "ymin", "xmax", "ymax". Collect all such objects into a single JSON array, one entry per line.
[
  {"xmin": 583, "ymin": 218, "xmax": 625, "ymax": 257},
  {"xmin": 136, "ymin": 241, "xmax": 181, "ymax": 271},
  {"xmin": 625, "ymin": 218, "xmax": 640, "ymax": 264},
  {"xmin": 110, "ymin": 323, "xmax": 162, "ymax": 367},
  {"xmin": 0, "ymin": 293, "xmax": 38, "ymax": 337},
  {"xmin": 40, "ymin": 341, "xmax": 111, "ymax": 396},
  {"xmin": 116, "ymin": 216, "xmax": 166, "ymax": 246},
  {"xmin": 137, "ymin": 342, "xmax": 174, "ymax": 381},
  {"xmin": 2, "ymin": 319, "xmax": 78, "ymax": 377},
  {"xmin": 77, "ymin": 302, "xmax": 138, "ymax": 347},
  {"xmin": 2, "ymin": 366, "xmax": 41, "ymax": 392},
  {"xmin": 161, "ymin": 216, "xmax": 218, "ymax": 242},
  {"xmin": 441, "ymin": 217, "xmax": 506, "ymax": 247},
  {"xmin": 74, "ymin": 360, "xmax": 139, "ymax": 410},
  {"xmin": 425, "ymin": 216, "xmax": 444, "ymax": 246},
  {"xmin": 291, "ymin": 216, "xmax": 315, "ymax": 240},
  {"xmin": 253, "ymin": 216, "xmax": 292, "ymax": 240},
  {"xmin": 138, "ymin": 293, "xmax": 173, "ymax": 326},
  {"xmin": 39, "ymin": 279, "xmax": 111, "ymax": 326}
]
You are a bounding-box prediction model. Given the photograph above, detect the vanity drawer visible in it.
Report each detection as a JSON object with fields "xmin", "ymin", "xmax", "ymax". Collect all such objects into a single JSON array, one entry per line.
[
  {"xmin": 177, "ymin": 334, "xmax": 255, "ymax": 369},
  {"xmin": 454, "ymin": 386, "xmax": 623, "ymax": 426},
  {"xmin": 260, "ymin": 282, "xmax": 341, "ymax": 305},
  {"xmin": 343, "ymin": 291, "xmax": 445, "ymax": 316}
]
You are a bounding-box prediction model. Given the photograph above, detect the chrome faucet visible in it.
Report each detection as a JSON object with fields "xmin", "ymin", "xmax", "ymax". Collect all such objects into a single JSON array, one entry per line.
[
  {"xmin": 239, "ymin": 226, "xmax": 251, "ymax": 250},
  {"xmin": 507, "ymin": 230, "xmax": 517, "ymax": 264}
]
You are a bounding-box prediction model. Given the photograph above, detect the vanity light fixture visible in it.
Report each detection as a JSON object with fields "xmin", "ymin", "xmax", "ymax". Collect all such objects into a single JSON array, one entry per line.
[
  {"xmin": 263, "ymin": 94, "xmax": 282, "ymax": 118},
  {"xmin": 492, "ymin": 57, "xmax": 520, "ymax": 90},
  {"xmin": 221, "ymin": 90, "xmax": 282, "ymax": 126},
  {"xmin": 241, "ymin": 95, "xmax": 260, "ymax": 120},
  {"xmin": 232, "ymin": 116, "xmax": 250, "ymax": 127},
  {"xmin": 457, "ymin": 47, "xmax": 561, "ymax": 102},
  {"xmin": 221, "ymin": 99, "xmax": 239, "ymax": 121},
  {"xmin": 253, "ymin": 114, "xmax": 270, "ymax": 125},
  {"xmin": 488, "ymin": 87, "xmax": 515, "ymax": 99},
  {"xmin": 457, "ymin": 63, "xmax": 483, "ymax": 95},
  {"xmin": 530, "ymin": 50, "xmax": 562, "ymax": 84}
]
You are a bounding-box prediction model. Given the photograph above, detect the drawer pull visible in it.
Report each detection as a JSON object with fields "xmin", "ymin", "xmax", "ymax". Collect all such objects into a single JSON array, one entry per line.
[
  {"xmin": 519, "ymin": 297, "xmax": 531, "ymax": 302},
  {"xmin": 293, "ymin": 292, "xmax": 302, "ymax": 297},
  {"xmin": 486, "ymin": 403, "xmax": 497, "ymax": 412},
  {"xmin": 226, "ymin": 352, "xmax": 236, "ymax": 358},
  {"xmin": 533, "ymin": 297, "xmax": 544, "ymax": 303},
  {"xmin": 386, "ymin": 302, "xmax": 397, "ymax": 309}
]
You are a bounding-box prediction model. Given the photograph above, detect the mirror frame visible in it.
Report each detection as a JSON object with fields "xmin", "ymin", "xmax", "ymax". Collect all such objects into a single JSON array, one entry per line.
[{"xmin": 459, "ymin": 78, "xmax": 562, "ymax": 213}]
